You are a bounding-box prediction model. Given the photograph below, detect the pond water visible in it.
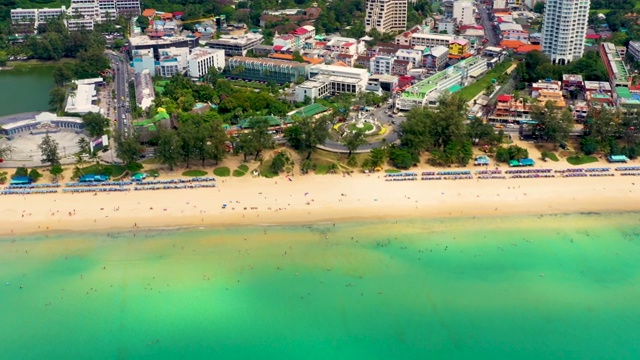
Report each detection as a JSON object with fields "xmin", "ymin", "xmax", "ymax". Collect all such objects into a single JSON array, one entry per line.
[{"xmin": 0, "ymin": 65, "xmax": 55, "ymax": 117}]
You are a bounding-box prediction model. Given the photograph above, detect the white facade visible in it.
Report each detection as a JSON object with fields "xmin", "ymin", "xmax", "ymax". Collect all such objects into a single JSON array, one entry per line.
[
  {"xmin": 494, "ymin": 0, "xmax": 507, "ymax": 8},
  {"xmin": 134, "ymin": 69, "xmax": 155, "ymax": 111},
  {"xmin": 371, "ymin": 56, "xmax": 394, "ymax": 75},
  {"xmin": 542, "ymin": 0, "xmax": 590, "ymax": 64},
  {"xmin": 188, "ymin": 48, "xmax": 225, "ymax": 79},
  {"xmin": 131, "ymin": 49, "xmax": 156, "ymax": 76},
  {"xmin": 395, "ymin": 48, "xmax": 423, "ymax": 68},
  {"xmin": 157, "ymin": 47, "xmax": 189, "ymax": 78},
  {"xmin": 295, "ymin": 80, "xmax": 331, "ymax": 102},
  {"xmin": 365, "ymin": 0, "xmax": 408, "ymax": 33},
  {"xmin": 11, "ymin": 0, "xmax": 140, "ymax": 31},
  {"xmin": 453, "ymin": 1, "xmax": 475, "ymax": 26},
  {"xmin": 628, "ymin": 41, "xmax": 640, "ymax": 62},
  {"xmin": 410, "ymin": 33, "xmax": 454, "ymax": 47},
  {"xmin": 65, "ymin": 78, "xmax": 103, "ymax": 115}
]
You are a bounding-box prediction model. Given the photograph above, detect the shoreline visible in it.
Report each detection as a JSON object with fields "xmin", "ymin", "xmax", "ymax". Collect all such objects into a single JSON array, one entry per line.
[{"xmin": 2, "ymin": 172, "xmax": 639, "ymax": 237}]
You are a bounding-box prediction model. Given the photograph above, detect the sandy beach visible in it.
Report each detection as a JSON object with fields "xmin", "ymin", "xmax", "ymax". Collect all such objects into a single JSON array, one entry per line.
[{"xmin": 1, "ymin": 163, "xmax": 639, "ymax": 236}]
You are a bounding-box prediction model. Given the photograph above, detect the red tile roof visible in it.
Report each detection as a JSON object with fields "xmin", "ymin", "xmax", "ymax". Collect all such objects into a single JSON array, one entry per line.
[
  {"xmin": 500, "ymin": 40, "xmax": 526, "ymax": 49},
  {"xmin": 515, "ymin": 44, "xmax": 542, "ymax": 53},
  {"xmin": 498, "ymin": 94, "xmax": 513, "ymax": 102}
]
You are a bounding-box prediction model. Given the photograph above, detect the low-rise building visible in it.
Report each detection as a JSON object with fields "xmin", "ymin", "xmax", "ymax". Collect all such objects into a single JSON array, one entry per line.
[
  {"xmin": 532, "ymin": 80, "xmax": 562, "ymax": 92},
  {"xmin": 296, "ymin": 65, "xmax": 369, "ymax": 102},
  {"xmin": 367, "ymin": 74, "xmax": 398, "ymax": 92},
  {"xmin": 131, "ymin": 49, "xmax": 156, "ymax": 76},
  {"xmin": 129, "ymin": 35, "xmax": 199, "ymax": 58},
  {"xmin": 628, "ymin": 41, "xmax": 640, "ymax": 62},
  {"xmin": 395, "ymin": 48, "xmax": 422, "ymax": 68},
  {"xmin": 65, "ymin": 78, "xmax": 103, "ymax": 115},
  {"xmin": 226, "ymin": 57, "xmax": 310, "ymax": 83},
  {"xmin": 449, "ymin": 38, "xmax": 470, "ymax": 58},
  {"xmin": 410, "ymin": 33, "xmax": 454, "ymax": 48},
  {"xmin": 489, "ymin": 94, "xmax": 534, "ymax": 123},
  {"xmin": 422, "ymin": 45, "xmax": 449, "ymax": 73},
  {"xmin": 134, "ymin": 69, "xmax": 155, "ymax": 110},
  {"xmin": 396, "ymin": 56, "xmax": 487, "ymax": 110},
  {"xmin": 371, "ymin": 55, "xmax": 394, "ymax": 75},
  {"xmin": 391, "ymin": 59, "xmax": 412, "ymax": 76},
  {"xmin": 207, "ymin": 33, "xmax": 264, "ymax": 56},
  {"xmin": 600, "ymin": 42, "xmax": 630, "ymax": 88},
  {"xmin": 188, "ymin": 48, "xmax": 225, "ymax": 80},
  {"xmin": 535, "ymin": 90, "xmax": 566, "ymax": 107},
  {"xmin": 157, "ymin": 47, "xmax": 189, "ymax": 77},
  {"xmin": 562, "ymin": 74, "xmax": 584, "ymax": 92}
]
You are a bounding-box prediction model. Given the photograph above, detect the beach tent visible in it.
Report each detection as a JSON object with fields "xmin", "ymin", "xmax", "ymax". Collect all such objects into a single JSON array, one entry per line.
[
  {"xmin": 79, "ymin": 174, "xmax": 109, "ymax": 183},
  {"xmin": 474, "ymin": 155, "xmax": 490, "ymax": 165},
  {"xmin": 607, "ymin": 155, "xmax": 629, "ymax": 163},
  {"xmin": 132, "ymin": 173, "xmax": 147, "ymax": 181},
  {"xmin": 10, "ymin": 176, "xmax": 32, "ymax": 185},
  {"xmin": 508, "ymin": 160, "xmax": 520, "ymax": 167},
  {"xmin": 519, "ymin": 158, "xmax": 535, "ymax": 166}
]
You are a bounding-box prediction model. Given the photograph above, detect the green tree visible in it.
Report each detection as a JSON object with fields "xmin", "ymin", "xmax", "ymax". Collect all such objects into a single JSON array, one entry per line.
[
  {"xmin": 49, "ymin": 86, "xmax": 67, "ymax": 113},
  {"xmin": 82, "ymin": 112, "xmax": 109, "ymax": 137},
  {"xmin": 205, "ymin": 120, "xmax": 229, "ymax": 165},
  {"xmin": 52, "ymin": 63, "xmax": 75, "ymax": 86},
  {"xmin": 270, "ymin": 151, "xmax": 290, "ymax": 173},
  {"xmin": 77, "ymin": 137, "xmax": 90, "ymax": 154},
  {"xmin": 292, "ymin": 51, "xmax": 305, "ymax": 63},
  {"xmin": 0, "ymin": 50, "xmax": 8, "ymax": 67},
  {"xmin": 135, "ymin": 16, "xmax": 150, "ymax": 32},
  {"xmin": 388, "ymin": 147, "xmax": 418, "ymax": 169},
  {"xmin": 367, "ymin": 147, "xmax": 387, "ymax": 169},
  {"xmin": 38, "ymin": 133, "xmax": 61, "ymax": 166},
  {"xmin": 342, "ymin": 130, "xmax": 366, "ymax": 157},
  {"xmin": 177, "ymin": 120, "xmax": 198, "ymax": 168},
  {"xmin": 284, "ymin": 116, "xmax": 330, "ymax": 159},
  {"xmin": 583, "ymin": 107, "xmax": 620, "ymax": 153},
  {"xmin": 531, "ymin": 102, "xmax": 573, "ymax": 145},
  {"xmin": 50, "ymin": 164, "xmax": 64, "ymax": 178},
  {"xmin": 115, "ymin": 132, "xmax": 142, "ymax": 165},
  {"xmin": 156, "ymin": 127, "xmax": 181, "ymax": 170}
]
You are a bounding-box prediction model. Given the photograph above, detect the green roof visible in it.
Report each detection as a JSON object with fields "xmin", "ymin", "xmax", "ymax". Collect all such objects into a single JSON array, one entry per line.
[
  {"xmin": 448, "ymin": 84, "xmax": 462, "ymax": 93},
  {"xmin": 135, "ymin": 111, "xmax": 169, "ymax": 128},
  {"xmin": 238, "ymin": 116, "xmax": 293, "ymax": 128},
  {"xmin": 292, "ymin": 103, "xmax": 330, "ymax": 118}
]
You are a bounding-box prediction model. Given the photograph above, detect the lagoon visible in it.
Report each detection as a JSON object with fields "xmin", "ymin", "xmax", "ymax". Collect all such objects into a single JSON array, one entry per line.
[{"xmin": 0, "ymin": 65, "xmax": 54, "ymax": 117}]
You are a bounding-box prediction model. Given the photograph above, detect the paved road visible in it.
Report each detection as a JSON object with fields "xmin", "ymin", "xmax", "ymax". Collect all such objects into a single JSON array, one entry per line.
[
  {"xmin": 107, "ymin": 51, "xmax": 131, "ymax": 136},
  {"xmin": 478, "ymin": 5, "xmax": 499, "ymax": 46}
]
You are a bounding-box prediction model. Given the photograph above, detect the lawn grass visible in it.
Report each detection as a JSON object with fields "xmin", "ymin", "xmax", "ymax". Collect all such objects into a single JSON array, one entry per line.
[
  {"xmin": 238, "ymin": 164, "xmax": 249, "ymax": 172},
  {"xmin": 566, "ymin": 154, "xmax": 598, "ymax": 165},
  {"xmin": 385, "ymin": 168, "xmax": 402, "ymax": 173},
  {"xmin": 146, "ymin": 169, "xmax": 160, "ymax": 177},
  {"xmin": 232, "ymin": 169, "xmax": 245, "ymax": 177},
  {"xmin": 182, "ymin": 169, "xmax": 208, "ymax": 177},
  {"xmin": 459, "ymin": 61, "xmax": 515, "ymax": 101},
  {"xmin": 541, "ymin": 151, "xmax": 559, "ymax": 162},
  {"xmin": 314, "ymin": 163, "xmax": 331, "ymax": 175},
  {"xmin": 213, "ymin": 167, "xmax": 230, "ymax": 177},
  {"xmin": 81, "ymin": 164, "xmax": 127, "ymax": 177}
]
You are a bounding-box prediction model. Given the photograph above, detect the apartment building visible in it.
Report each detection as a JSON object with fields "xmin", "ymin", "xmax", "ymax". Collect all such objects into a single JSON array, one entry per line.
[
  {"xmin": 365, "ymin": 0, "xmax": 408, "ymax": 33},
  {"xmin": 422, "ymin": 45, "xmax": 449, "ymax": 73},
  {"xmin": 410, "ymin": 33, "xmax": 454, "ymax": 48},
  {"xmin": 541, "ymin": 0, "xmax": 590, "ymax": 64},
  {"xmin": 453, "ymin": 1, "xmax": 475, "ymax": 26}
]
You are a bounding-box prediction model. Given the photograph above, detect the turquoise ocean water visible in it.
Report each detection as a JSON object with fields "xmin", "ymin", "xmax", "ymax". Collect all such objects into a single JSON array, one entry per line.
[{"xmin": 1, "ymin": 213, "xmax": 640, "ymax": 359}]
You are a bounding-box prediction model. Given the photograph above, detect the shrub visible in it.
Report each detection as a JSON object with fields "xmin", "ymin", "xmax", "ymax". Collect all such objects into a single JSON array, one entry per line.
[
  {"xmin": 13, "ymin": 167, "xmax": 28, "ymax": 178},
  {"xmin": 28, "ymin": 169, "xmax": 43, "ymax": 181},
  {"xmin": 126, "ymin": 162, "xmax": 144, "ymax": 172},
  {"xmin": 580, "ymin": 137, "xmax": 598, "ymax": 155}
]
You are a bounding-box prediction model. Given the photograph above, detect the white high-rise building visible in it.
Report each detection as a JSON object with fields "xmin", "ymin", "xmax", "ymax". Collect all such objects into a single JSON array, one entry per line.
[
  {"xmin": 541, "ymin": 0, "xmax": 591, "ymax": 65},
  {"xmin": 365, "ymin": 0, "xmax": 408, "ymax": 33},
  {"xmin": 453, "ymin": 1, "xmax": 475, "ymax": 26}
]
